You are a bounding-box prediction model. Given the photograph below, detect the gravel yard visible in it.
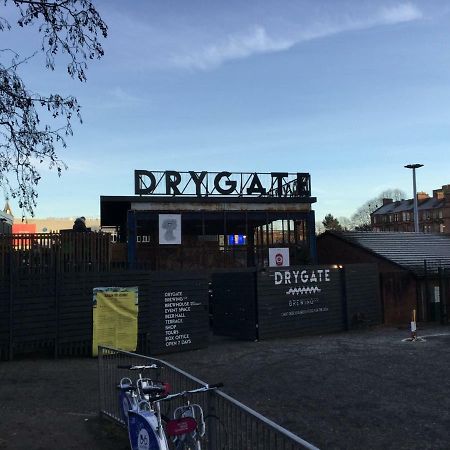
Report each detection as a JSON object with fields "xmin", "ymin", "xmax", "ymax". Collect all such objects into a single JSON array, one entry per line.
[{"xmin": 1, "ymin": 325, "xmax": 449, "ymax": 450}]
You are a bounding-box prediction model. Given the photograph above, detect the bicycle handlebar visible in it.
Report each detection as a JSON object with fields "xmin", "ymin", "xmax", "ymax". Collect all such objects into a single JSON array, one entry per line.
[
  {"xmin": 154, "ymin": 383, "xmax": 224, "ymax": 403},
  {"xmin": 117, "ymin": 364, "xmax": 160, "ymax": 370},
  {"xmin": 206, "ymin": 383, "xmax": 224, "ymax": 389}
]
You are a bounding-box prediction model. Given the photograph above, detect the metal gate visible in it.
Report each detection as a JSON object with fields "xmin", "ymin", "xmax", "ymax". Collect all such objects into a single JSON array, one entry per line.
[{"xmin": 211, "ymin": 270, "xmax": 258, "ymax": 340}]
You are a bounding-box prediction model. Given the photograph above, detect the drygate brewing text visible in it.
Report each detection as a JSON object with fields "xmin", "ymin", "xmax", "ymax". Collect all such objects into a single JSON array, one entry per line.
[
  {"xmin": 134, "ymin": 170, "xmax": 312, "ymax": 198},
  {"xmin": 274, "ymin": 269, "xmax": 331, "ymax": 285}
]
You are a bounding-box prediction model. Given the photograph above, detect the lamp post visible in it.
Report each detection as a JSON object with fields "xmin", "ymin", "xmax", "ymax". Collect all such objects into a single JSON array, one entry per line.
[{"xmin": 404, "ymin": 163, "xmax": 424, "ymax": 232}]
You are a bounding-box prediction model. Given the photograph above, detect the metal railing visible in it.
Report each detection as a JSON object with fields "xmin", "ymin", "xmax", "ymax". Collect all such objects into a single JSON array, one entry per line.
[{"xmin": 98, "ymin": 346, "xmax": 319, "ymax": 450}]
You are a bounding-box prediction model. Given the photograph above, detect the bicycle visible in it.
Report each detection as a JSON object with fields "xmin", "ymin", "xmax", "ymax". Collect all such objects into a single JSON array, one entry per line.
[
  {"xmin": 118, "ymin": 364, "xmax": 170, "ymax": 450},
  {"xmin": 118, "ymin": 364, "xmax": 223, "ymax": 450},
  {"xmin": 156, "ymin": 383, "xmax": 224, "ymax": 450}
]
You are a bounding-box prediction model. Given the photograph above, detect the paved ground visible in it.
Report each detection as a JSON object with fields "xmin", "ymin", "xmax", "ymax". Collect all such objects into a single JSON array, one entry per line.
[{"xmin": 1, "ymin": 325, "xmax": 450, "ymax": 449}]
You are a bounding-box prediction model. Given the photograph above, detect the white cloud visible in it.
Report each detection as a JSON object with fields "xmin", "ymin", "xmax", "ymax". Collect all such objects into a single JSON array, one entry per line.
[
  {"xmin": 170, "ymin": 3, "xmax": 423, "ymax": 71},
  {"xmin": 379, "ymin": 3, "xmax": 423, "ymax": 24},
  {"xmin": 171, "ymin": 25, "xmax": 294, "ymax": 70}
]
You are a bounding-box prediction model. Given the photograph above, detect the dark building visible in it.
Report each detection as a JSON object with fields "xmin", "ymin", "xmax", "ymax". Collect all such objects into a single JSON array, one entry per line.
[
  {"xmin": 0, "ymin": 201, "xmax": 13, "ymax": 234},
  {"xmin": 371, "ymin": 184, "xmax": 450, "ymax": 233},
  {"xmin": 101, "ymin": 170, "xmax": 318, "ymax": 270},
  {"xmin": 317, "ymin": 231, "xmax": 450, "ymax": 324}
]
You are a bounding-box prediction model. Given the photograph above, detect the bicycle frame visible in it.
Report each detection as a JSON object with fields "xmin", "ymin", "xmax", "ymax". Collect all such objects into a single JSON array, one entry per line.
[
  {"xmin": 118, "ymin": 366, "xmax": 169, "ymax": 450},
  {"xmin": 118, "ymin": 365, "xmax": 223, "ymax": 450}
]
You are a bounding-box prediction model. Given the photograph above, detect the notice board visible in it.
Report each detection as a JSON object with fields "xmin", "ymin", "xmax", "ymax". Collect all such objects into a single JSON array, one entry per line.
[
  {"xmin": 92, "ymin": 286, "xmax": 138, "ymax": 356},
  {"xmin": 145, "ymin": 273, "xmax": 209, "ymax": 355}
]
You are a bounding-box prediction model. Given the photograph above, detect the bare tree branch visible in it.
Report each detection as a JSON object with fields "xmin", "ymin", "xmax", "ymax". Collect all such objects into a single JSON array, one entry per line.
[{"xmin": 1, "ymin": 0, "xmax": 107, "ymax": 216}]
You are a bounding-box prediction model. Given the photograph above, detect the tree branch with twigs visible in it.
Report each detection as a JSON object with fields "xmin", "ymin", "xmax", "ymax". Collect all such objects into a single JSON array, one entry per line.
[{"xmin": 0, "ymin": 0, "xmax": 107, "ymax": 216}]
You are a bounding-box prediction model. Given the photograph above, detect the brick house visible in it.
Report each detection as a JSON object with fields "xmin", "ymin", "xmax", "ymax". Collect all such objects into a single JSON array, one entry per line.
[{"xmin": 371, "ymin": 184, "xmax": 450, "ymax": 233}]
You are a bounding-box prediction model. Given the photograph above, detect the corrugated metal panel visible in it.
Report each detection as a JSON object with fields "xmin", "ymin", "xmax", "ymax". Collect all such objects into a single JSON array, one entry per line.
[
  {"xmin": 344, "ymin": 264, "xmax": 382, "ymax": 327},
  {"xmin": 211, "ymin": 270, "xmax": 257, "ymax": 340},
  {"xmin": 257, "ymin": 266, "xmax": 344, "ymax": 339}
]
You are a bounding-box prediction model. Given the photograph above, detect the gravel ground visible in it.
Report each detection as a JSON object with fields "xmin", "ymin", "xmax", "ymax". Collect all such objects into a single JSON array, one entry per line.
[{"xmin": 1, "ymin": 325, "xmax": 450, "ymax": 450}]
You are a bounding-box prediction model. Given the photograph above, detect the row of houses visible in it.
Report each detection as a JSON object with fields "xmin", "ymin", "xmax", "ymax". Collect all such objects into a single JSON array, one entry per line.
[{"xmin": 371, "ymin": 184, "xmax": 450, "ymax": 233}]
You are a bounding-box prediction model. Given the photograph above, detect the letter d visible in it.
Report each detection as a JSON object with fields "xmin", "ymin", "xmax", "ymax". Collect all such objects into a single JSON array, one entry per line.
[{"xmin": 274, "ymin": 272, "xmax": 283, "ymax": 285}]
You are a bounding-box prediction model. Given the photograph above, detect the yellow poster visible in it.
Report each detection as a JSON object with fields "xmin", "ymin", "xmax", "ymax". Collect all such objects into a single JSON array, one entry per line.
[{"xmin": 92, "ymin": 287, "xmax": 138, "ymax": 356}]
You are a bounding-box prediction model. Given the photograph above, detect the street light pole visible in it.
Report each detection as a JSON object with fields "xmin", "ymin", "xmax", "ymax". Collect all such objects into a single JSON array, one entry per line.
[{"xmin": 404, "ymin": 163, "xmax": 424, "ymax": 232}]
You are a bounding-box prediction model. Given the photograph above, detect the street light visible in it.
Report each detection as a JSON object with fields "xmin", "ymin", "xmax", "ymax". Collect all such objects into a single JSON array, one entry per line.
[{"xmin": 404, "ymin": 163, "xmax": 424, "ymax": 232}]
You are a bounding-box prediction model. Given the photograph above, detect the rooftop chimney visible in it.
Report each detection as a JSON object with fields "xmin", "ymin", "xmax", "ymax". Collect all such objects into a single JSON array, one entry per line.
[
  {"xmin": 417, "ymin": 191, "xmax": 429, "ymax": 201},
  {"xmin": 382, "ymin": 198, "xmax": 393, "ymax": 205},
  {"xmin": 433, "ymin": 189, "xmax": 444, "ymax": 200}
]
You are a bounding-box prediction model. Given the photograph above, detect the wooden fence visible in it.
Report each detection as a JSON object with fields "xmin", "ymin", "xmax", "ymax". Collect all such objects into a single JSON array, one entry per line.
[{"xmin": 0, "ymin": 232, "xmax": 112, "ymax": 276}]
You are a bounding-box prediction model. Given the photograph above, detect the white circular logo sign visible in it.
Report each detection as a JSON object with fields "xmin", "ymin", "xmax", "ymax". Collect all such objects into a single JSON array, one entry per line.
[
  {"xmin": 275, "ymin": 253, "xmax": 283, "ymax": 266},
  {"xmin": 138, "ymin": 428, "xmax": 150, "ymax": 450}
]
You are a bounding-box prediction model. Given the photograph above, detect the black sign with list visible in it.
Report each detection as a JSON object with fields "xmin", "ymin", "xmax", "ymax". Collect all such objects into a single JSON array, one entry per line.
[{"xmin": 146, "ymin": 274, "xmax": 209, "ymax": 355}]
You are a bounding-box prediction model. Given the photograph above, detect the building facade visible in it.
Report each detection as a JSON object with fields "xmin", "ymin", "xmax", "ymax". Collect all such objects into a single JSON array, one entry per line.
[
  {"xmin": 371, "ymin": 184, "xmax": 450, "ymax": 233},
  {"xmin": 101, "ymin": 170, "xmax": 318, "ymax": 270}
]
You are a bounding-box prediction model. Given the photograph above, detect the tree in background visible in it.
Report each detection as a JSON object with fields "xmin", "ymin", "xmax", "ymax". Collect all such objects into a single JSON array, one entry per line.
[
  {"xmin": 351, "ymin": 188, "xmax": 406, "ymax": 230},
  {"xmin": 1, "ymin": 0, "xmax": 107, "ymax": 216},
  {"xmin": 322, "ymin": 214, "xmax": 343, "ymax": 231}
]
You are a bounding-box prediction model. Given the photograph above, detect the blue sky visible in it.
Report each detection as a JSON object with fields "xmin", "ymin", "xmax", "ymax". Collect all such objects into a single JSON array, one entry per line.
[{"xmin": 3, "ymin": 0, "xmax": 450, "ymax": 223}]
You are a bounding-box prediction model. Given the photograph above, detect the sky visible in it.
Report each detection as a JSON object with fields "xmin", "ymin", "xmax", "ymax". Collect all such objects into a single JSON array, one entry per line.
[{"xmin": 2, "ymin": 0, "xmax": 450, "ymax": 224}]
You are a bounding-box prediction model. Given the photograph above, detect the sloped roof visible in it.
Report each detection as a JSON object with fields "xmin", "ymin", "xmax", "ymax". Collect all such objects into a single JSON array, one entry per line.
[
  {"xmin": 327, "ymin": 231, "xmax": 450, "ymax": 276},
  {"xmin": 372, "ymin": 197, "xmax": 444, "ymax": 215}
]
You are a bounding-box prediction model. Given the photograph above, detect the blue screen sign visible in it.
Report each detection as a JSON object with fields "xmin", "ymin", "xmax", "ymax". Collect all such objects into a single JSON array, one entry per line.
[{"xmin": 228, "ymin": 235, "xmax": 246, "ymax": 245}]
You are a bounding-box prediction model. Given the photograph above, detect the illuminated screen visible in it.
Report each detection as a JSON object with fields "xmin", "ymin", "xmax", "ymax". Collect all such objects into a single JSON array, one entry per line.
[{"xmin": 228, "ymin": 235, "xmax": 246, "ymax": 245}]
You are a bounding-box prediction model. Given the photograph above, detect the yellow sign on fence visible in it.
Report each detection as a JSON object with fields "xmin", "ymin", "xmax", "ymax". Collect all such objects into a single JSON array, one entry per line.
[{"xmin": 92, "ymin": 287, "xmax": 138, "ymax": 356}]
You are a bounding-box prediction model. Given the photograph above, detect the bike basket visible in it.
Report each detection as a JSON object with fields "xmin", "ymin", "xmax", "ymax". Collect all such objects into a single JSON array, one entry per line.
[{"xmin": 165, "ymin": 417, "xmax": 197, "ymax": 436}]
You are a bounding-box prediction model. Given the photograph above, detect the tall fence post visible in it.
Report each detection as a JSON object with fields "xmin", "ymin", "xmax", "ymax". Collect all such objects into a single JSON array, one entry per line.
[
  {"xmin": 439, "ymin": 267, "xmax": 448, "ymax": 325},
  {"xmin": 339, "ymin": 266, "xmax": 349, "ymax": 331},
  {"xmin": 8, "ymin": 249, "xmax": 14, "ymax": 361},
  {"xmin": 98, "ymin": 346, "xmax": 105, "ymax": 416},
  {"xmin": 207, "ymin": 390, "xmax": 218, "ymax": 450},
  {"xmin": 54, "ymin": 249, "xmax": 60, "ymax": 358},
  {"xmin": 424, "ymin": 260, "xmax": 430, "ymax": 321}
]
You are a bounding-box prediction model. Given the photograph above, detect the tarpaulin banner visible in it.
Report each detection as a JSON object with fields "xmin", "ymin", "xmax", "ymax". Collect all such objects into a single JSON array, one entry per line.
[{"xmin": 92, "ymin": 287, "xmax": 138, "ymax": 356}]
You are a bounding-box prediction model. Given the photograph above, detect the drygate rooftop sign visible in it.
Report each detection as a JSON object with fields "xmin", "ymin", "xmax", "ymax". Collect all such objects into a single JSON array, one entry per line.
[{"xmin": 134, "ymin": 171, "xmax": 311, "ymax": 198}]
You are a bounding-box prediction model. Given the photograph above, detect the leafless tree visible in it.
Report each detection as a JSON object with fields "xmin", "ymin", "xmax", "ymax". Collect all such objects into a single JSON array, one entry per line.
[
  {"xmin": 1, "ymin": 0, "xmax": 107, "ymax": 216},
  {"xmin": 351, "ymin": 188, "xmax": 406, "ymax": 229}
]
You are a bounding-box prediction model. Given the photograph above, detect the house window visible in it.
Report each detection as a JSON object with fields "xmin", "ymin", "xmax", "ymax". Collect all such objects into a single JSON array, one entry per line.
[{"xmin": 439, "ymin": 210, "xmax": 443, "ymax": 219}]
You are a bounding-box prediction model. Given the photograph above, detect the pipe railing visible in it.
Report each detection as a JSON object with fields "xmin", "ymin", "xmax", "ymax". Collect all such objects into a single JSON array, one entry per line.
[{"xmin": 98, "ymin": 346, "xmax": 319, "ymax": 450}]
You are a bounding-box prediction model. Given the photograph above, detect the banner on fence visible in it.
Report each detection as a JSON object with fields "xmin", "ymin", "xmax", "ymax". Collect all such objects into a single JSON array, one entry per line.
[{"xmin": 92, "ymin": 287, "xmax": 138, "ymax": 356}]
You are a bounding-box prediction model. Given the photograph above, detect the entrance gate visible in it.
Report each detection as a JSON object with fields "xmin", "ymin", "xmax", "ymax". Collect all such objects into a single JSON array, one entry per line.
[
  {"xmin": 211, "ymin": 264, "xmax": 382, "ymax": 340},
  {"xmin": 211, "ymin": 270, "xmax": 258, "ymax": 340}
]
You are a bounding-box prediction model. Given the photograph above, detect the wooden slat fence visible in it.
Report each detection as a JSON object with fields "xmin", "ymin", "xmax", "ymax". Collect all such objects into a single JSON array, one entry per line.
[{"xmin": 0, "ymin": 232, "xmax": 111, "ymax": 275}]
